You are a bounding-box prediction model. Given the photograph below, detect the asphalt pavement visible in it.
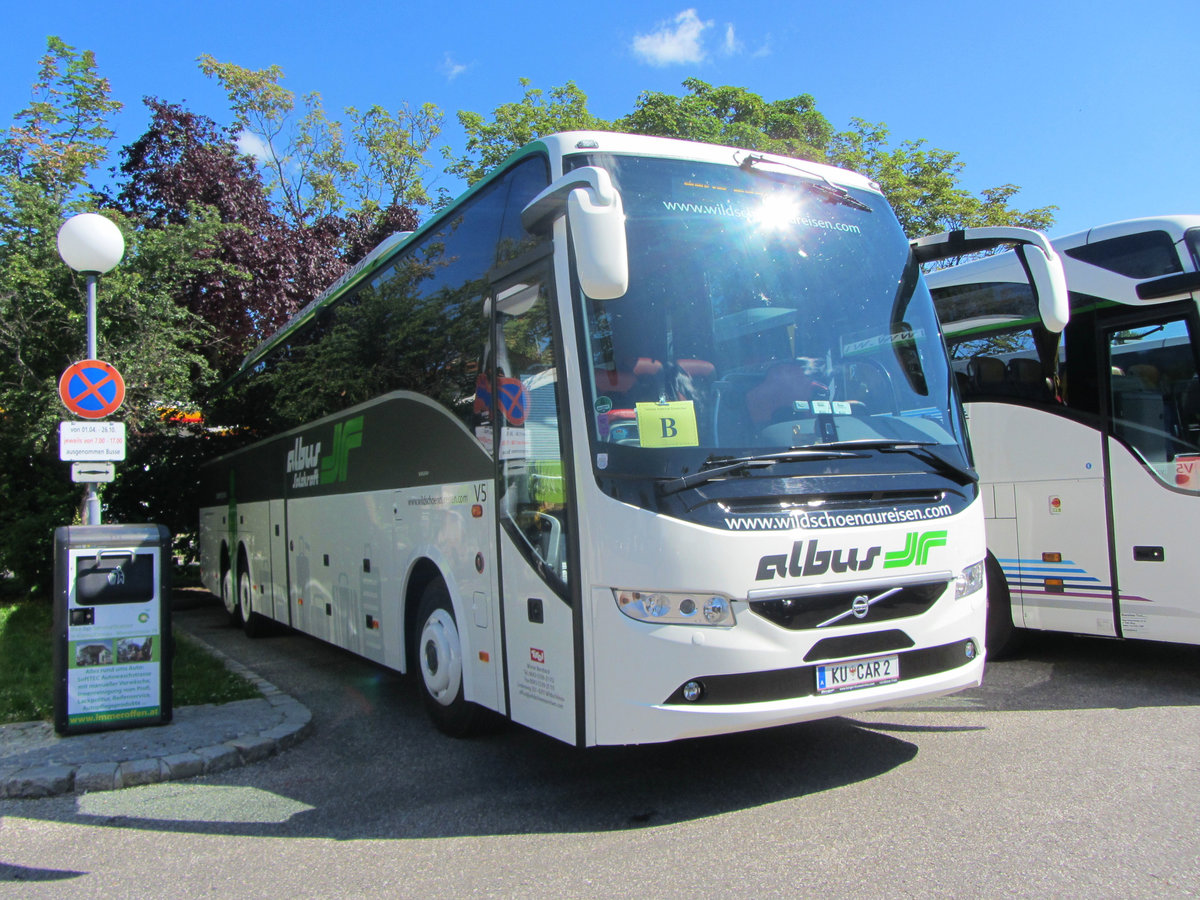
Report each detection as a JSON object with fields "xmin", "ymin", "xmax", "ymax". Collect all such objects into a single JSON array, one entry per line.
[{"xmin": 0, "ymin": 591, "xmax": 311, "ymax": 799}]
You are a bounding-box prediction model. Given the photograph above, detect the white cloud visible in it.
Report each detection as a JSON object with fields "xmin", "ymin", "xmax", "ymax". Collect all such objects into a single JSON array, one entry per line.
[
  {"xmin": 632, "ymin": 9, "xmax": 713, "ymax": 67},
  {"xmin": 722, "ymin": 23, "xmax": 743, "ymax": 56},
  {"xmin": 236, "ymin": 130, "xmax": 272, "ymax": 162},
  {"xmin": 441, "ymin": 53, "xmax": 469, "ymax": 81}
]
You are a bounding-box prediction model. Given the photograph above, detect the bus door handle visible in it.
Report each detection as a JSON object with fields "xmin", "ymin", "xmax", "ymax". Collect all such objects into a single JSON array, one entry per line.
[{"xmin": 1133, "ymin": 546, "xmax": 1165, "ymax": 562}]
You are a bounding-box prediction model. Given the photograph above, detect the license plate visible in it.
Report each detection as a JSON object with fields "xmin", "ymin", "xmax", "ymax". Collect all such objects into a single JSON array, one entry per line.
[{"xmin": 816, "ymin": 654, "xmax": 899, "ymax": 694}]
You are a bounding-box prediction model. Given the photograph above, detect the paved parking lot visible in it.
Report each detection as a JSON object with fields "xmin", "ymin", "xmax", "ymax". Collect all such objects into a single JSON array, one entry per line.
[{"xmin": 3, "ymin": 594, "xmax": 1199, "ymax": 897}]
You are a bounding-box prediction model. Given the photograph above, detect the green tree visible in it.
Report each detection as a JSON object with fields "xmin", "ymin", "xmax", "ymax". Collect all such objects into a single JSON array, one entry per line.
[
  {"xmin": 0, "ymin": 37, "xmax": 121, "ymax": 206},
  {"xmin": 347, "ymin": 102, "xmax": 443, "ymax": 211},
  {"xmin": 446, "ymin": 79, "xmax": 605, "ymax": 186},
  {"xmin": 198, "ymin": 55, "xmax": 443, "ymax": 224},
  {"xmin": 618, "ymin": 78, "xmax": 832, "ymax": 162},
  {"xmin": 828, "ymin": 118, "xmax": 1056, "ymax": 238},
  {"xmin": 0, "ymin": 39, "xmax": 218, "ymax": 593}
]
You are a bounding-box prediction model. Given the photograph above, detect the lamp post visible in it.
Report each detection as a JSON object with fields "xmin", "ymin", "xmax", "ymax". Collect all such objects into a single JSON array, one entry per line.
[{"xmin": 56, "ymin": 213, "xmax": 125, "ymax": 525}]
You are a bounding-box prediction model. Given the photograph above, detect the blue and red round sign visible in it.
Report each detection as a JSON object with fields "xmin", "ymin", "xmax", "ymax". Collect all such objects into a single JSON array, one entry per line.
[{"xmin": 59, "ymin": 359, "xmax": 125, "ymax": 419}]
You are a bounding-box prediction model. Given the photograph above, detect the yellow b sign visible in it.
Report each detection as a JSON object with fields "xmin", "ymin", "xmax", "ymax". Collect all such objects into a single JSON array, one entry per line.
[{"xmin": 635, "ymin": 401, "xmax": 699, "ymax": 448}]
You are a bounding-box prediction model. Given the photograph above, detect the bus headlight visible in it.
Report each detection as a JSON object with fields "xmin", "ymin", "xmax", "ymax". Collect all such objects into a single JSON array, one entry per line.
[
  {"xmin": 955, "ymin": 560, "xmax": 985, "ymax": 599},
  {"xmin": 614, "ymin": 590, "xmax": 736, "ymax": 626}
]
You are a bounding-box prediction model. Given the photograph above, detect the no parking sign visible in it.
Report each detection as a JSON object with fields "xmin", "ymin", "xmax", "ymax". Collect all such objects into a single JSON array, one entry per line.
[{"xmin": 59, "ymin": 359, "xmax": 125, "ymax": 419}]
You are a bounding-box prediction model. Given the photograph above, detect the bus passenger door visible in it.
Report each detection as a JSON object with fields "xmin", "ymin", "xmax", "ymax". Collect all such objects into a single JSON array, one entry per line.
[
  {"xmin": 1101, "ymin": 304, "xmax": 1200, "ymax": 643},
  {"xmin": 490, "ymin": 271, "xmax": 579, "ymax": 745}
]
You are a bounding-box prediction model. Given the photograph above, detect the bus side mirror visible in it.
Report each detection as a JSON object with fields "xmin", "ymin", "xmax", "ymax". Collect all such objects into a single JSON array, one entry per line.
[
  {"xmin": 912, "ymin": 226, "xmax": 1069, "ymax": 333},
  {"xmin": 522, "ymin": 166, "xmax": 629, "ymax": 300},
  {"xmin": 1017, "ymin": 242, "xmax": 1070, "ymax": 333}
]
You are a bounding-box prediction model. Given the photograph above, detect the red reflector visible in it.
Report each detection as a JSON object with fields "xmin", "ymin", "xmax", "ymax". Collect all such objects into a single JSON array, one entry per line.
[
  {"xmin": 472, "ymin": 504, "xmax": 484, "ymax": 518},
  {"xmin": 479, "ymin": 651, "xmax": 490, "ymax": 662}
]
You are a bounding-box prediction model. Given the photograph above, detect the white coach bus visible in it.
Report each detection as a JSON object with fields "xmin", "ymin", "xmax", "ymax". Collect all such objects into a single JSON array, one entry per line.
[
  {"xmin": 927, "ymin": 215, "xmax": 1200, "ymax": 653},
  {"xmin": 198, "ymin": 132, "xmax": 1066, "ymax": 746}
]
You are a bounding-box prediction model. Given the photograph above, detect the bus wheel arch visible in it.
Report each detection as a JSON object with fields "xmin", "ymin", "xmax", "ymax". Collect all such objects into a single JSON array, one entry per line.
[{"xmin": 985, "ymin": 552, "xmax": 1021, "ymax": 658}]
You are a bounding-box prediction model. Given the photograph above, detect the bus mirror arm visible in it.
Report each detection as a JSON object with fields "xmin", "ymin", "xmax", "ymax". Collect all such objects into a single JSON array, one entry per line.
[
  {"xmin": 522, "ymin": 167, "xmax": 629, "ymax": 301},
  {"xmin": 1136, "ymin": 271, "xmax": 1200, "ymax": 301},
  {"xmin": 912, "ymin": 226, "xmax": 1069, "ymax": 333}
]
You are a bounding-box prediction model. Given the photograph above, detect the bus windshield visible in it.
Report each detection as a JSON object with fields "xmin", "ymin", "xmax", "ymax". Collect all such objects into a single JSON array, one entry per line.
[{"xmin": 572, "ymin": 153, "xmax": 965, "ymax": 475}]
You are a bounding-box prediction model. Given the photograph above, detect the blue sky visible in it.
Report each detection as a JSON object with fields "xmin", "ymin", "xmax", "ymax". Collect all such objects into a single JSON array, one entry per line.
[{"xmin": 4, "ymin": 0, "xmax": 1196, "ymax": 237}]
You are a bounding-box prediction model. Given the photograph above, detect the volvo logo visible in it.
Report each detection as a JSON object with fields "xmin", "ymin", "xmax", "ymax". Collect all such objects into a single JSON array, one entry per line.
[{"xmin": 816, "ymin": 585, "xmax": 903, "ymax": 628}]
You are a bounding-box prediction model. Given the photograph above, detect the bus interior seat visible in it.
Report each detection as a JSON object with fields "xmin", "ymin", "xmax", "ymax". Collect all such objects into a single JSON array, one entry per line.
[
  {"xmin": 744, "ymin": 363, "xmax": 819, "ymax": 426},
  {"xmin": 1007, "ymin": 357, "xmax": 1052, "ymax": 400},
  {"xmin": 1127, "ymin": 364, "xmax": 1160, "ymax": 391},
  {"xmin": 968, "ymin": 355, "xmax": 1006, "ymax": 394},
  {"xmin": 1176, "ymin": 377, "xmax": 1200, "ymax": 441},
  {"xmin": 595, "ymin": 357, "xmax": 664, "ymax": 443}
]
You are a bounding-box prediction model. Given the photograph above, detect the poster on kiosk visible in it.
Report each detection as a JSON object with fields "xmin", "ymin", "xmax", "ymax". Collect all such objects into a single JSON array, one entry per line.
[{"xmin": 53, "ymin": 524, "xmax": 173, "ymax": 735}]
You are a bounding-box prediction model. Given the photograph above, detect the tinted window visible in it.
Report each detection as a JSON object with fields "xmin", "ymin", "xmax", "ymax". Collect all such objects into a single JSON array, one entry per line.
[
  {"xmin": 220, "ymin": 156, "xmax": 550, "ymax": 433},
  {"xmin": 1066, "ymin": 230, "xmax": 1182, "ymax": 279}
]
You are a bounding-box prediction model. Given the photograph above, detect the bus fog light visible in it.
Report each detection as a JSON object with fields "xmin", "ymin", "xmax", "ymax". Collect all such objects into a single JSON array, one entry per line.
[
  {"xmin": 955, "ymin": 561, "xmax": 985, "ymax": 599},
  {"xmin": 682, "ymin": 681, "xmax": 704, "ymax": 702},
  {"xmin": 614, "ymin": 589, "xmax": 736, "ymax": 626},
  {"xmin": 965, "ymin": 640, "xmax": 977, "ymax": 660}
]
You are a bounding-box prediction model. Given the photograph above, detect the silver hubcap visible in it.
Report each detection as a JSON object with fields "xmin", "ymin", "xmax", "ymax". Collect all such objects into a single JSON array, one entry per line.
[{"xmin": 419, "ymin": 609, "xmax": 462, "ymax": 707}]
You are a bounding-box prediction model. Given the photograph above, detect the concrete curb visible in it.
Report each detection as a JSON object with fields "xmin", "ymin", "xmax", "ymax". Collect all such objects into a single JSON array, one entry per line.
[{"xmin": 0, "ymin": 630, "xmax": 312, "ymax": 799}]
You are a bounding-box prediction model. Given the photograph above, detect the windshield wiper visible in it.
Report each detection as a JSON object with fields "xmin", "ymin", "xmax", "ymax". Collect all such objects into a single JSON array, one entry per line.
[
  {"xmin": 736, "ymin": 153, "xmax": 874, "ymax": 212},
  {"xmin": 658, "ymin": 449, "xmax": 865, "ymax": 496},
  {"xmin": 803, "ymin": 439, "xmax": 978, "ymax": 484}
]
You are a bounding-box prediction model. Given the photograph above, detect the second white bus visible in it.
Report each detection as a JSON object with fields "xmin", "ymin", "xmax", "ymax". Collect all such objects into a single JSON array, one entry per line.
[{"xmin": 927, "ymin": 215, "xmax": 1200, "ymax": 652}]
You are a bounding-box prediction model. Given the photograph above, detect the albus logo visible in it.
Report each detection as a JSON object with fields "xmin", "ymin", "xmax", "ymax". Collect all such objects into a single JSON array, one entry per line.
[
  {"xmin": 756, "ymin": 530, "xmax": 948, "ymax": 581},
  {"xmin": 285, "ymin": 416, "xmax": 364, "ymax": 489}
]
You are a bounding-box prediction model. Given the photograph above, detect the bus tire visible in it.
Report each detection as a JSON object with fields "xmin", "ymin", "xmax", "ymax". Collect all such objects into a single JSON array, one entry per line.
[
  {"xmin": 221, "ymin": 566, "xmax": 241, "ymax": 626},
  {"xmin": 415, "ymin": 579, "xmax": 482, "ymax": 737},
  {"xmin": 985, "ymin": 554, "xmax": 1020, "ymax": 658},
  {"xmin": 240, "ymin": 569, "xmax": 266, "ymax": 638}
]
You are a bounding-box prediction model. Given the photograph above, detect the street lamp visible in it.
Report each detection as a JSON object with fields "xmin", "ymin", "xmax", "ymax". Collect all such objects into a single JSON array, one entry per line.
[
  {"xmin": 57, "ymin": 213, "xmax": 125, "ymax": 360},
  {"xmin": 57, "ymin": 213, "xmax": 125, "ymax": 524}
]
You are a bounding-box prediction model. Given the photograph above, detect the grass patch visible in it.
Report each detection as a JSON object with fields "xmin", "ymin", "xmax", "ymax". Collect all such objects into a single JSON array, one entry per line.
[
  {"xmin": 172, "ymin": 630, "xmax": 260, "ymax": 707},
  {"xmin": 0, "ymin": 601, "xmax": 260, "ymax": 725},
  {"xmin": 0, "ymin": 603, "xmax": 55, "ymax": 723}
]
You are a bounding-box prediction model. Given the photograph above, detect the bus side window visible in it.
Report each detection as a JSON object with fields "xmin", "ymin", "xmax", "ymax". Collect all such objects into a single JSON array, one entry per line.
[
  {"xmin": 1106, "ymin": 315, "xmax": 1200, "ymax": 479},
  {"xmin": 497, "ymin": 278, "xmax": 571, "ymax": 591}
]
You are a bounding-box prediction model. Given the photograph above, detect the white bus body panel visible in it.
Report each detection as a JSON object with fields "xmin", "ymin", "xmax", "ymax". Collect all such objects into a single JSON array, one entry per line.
[
  {"xmin": 579, "ymin": 495, "xmax": 986, "ymax": 746},
  {"xmin": 1107, "ymin": 440, "xmax": 1200, "ymax": 644},
  {"xmin": 202, "ymin": 477, "xmax": 505, "ymax": 713},
  {"xmin": 968, "ymin": 402, "xmax": 1115, "ymax": 636},
  {"xmin": 501, "ymin": 531, "xmax": 576, "ymax": 744}
]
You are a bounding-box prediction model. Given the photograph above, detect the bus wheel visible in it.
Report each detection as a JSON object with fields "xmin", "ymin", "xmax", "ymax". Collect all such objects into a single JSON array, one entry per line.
[
  {"xmin": 221, "ymin": 567, "xmax": 241, "ymax": 626},
  {"xmin": 240, "ymin": 569, "xmax": 266, "ymax": 638},
  {"xmin": 985, "ymin": 554, "xmax": 1020, "ymax": 658},
  {"xmin": 416, "ymin": 580, "xmax": 481, "ymax": 737}
]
